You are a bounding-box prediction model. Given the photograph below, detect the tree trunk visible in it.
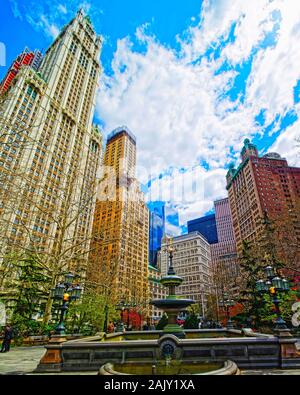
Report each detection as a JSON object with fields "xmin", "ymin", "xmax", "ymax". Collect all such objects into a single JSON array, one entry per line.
[{"xmin": 43, "ymin": 295, "xmax": 53, "ymax": 325}]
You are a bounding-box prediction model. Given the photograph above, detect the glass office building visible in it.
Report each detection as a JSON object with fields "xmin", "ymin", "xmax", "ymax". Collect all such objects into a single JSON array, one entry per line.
[
  {"xmin": 187, "ymin": 214, "xmax": 218, "ymax": 244},
  {"xmin": 148, "ymin": 202, "xmax": 165, "ymax": 267}
]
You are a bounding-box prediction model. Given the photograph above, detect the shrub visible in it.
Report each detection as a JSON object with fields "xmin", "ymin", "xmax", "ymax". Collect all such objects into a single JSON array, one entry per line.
[{"xmin": 156, "ymin": 314, "xmax": 168, "ymax": 330}]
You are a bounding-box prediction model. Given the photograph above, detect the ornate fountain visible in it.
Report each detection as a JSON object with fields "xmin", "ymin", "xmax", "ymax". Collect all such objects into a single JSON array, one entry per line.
[
  {"xmin": 36, "ymin": 240, "xmax": 300, "ymax": 374},
  {"xmin": 151, "ymin": 238, "xmax": 195, "ymax": 338}
]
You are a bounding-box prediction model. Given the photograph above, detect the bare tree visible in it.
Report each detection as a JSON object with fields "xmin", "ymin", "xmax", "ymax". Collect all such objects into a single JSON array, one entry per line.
[{"xmin": 0, "ymin": 157, "xmax": 103, "ymax": 323}]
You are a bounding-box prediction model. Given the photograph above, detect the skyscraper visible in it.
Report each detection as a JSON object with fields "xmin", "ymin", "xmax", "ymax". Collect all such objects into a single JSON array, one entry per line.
[
  {"xmin": 187, "ymin": 214, "xmax": 218, "ymax": 244},
  {"xmin": 88, "ymin": 126, "xmax": 149, "ymax": 307},
  {"xmin": 160, "ymin": 233, "xmax": 212, "ymax": 313},
  {"xmin": 0, "ymin": 48, "xmax": 42, "ymax": 94},
  {"xmin": 226, "ymin": 139, "xmax": 300, "ymax": 257},
  {"xmin": 211, "ymin": 198, "xmax": 239, "ymax": 292},
  {"xmin": 148, "ymin": 201, "xmax": 165, "ymax": 267},
  {"xmin": 0, "ymin": 10, "xmax": 103, "ymax": 287}
]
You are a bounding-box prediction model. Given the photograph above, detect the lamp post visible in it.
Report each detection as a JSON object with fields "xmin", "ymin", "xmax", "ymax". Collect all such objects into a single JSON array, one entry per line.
[
  {"xmin": 116, "ymin": 299, "xmax": 131, "ymax": 331},
  {"xmin": 103, "ymin": 304, "xmax": 109, "ymax": 333},
  {"xmin": 220, "ymin": 292, "xmax": 235, "ymax": 329},
  {"xmin": 51, "ymin": 273, "xmax": 82, "ymax": 336},
  {"xmin": 256, "ymin": 265, "xmax": 290, "ymax": 332},
  {"xmin": 115, "ymin": 301, "xmax": 125, "ymax": 332}
]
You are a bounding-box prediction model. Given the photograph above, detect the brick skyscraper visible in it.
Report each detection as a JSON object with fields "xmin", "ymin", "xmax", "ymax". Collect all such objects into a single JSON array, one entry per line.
[{"xmin": 226, "ymin": 139, "xmax": 300, "ymax": 260}]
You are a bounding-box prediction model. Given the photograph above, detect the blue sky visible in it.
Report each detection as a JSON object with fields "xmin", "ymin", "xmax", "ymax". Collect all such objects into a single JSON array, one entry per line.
[
  {"xmin": 1, "ymin": 0, "xmax": 300, "ymax": 235},
  {"xmin": 0, "ymin": 0, "xmax": 202, "ymax": 79}
]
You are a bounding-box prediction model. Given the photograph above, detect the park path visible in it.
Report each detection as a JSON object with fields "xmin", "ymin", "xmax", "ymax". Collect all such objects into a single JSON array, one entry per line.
[{"xmin": 0, "ymin": 346, "xmax": 46, "ymax": 375}]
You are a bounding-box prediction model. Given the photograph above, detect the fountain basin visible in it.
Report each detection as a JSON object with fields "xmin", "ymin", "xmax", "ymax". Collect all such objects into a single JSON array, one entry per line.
[
  {"xmin": 151, "ymin": 299, "xmax": 195, "ymax": 309},
  {"xmin": 99, "ymin": 360, "xmax": 240, "ymax": 375},
  {"xmin": 35, "ymin": 330, "xmax": 300, "ymax": 373},
  {"xmin": 160, "ymin": 275, "xmax": 183, "ymax": 287}
]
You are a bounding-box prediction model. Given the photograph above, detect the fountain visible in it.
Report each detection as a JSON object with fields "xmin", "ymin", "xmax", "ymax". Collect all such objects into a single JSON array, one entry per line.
[
  {"xmin": 35, "ymin": 240, "xmax": 300, "ymax": 374},
  {"xmin": 151, "ymin": 239, "xmax": 195, "ymax": 338}
]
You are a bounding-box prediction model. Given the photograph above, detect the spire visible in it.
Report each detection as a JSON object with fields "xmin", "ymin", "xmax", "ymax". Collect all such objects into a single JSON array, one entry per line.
[{"xmin": 241, "ymin": 138, "xmax": 258, "ymax": 162}]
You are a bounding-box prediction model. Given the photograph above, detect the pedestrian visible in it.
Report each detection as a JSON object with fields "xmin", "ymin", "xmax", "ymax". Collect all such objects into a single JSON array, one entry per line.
[
  {"xmin": 1, "ymin": 324, "xmax": 13, "ymax": 353},
  {"xmin": 107, "ymin": 322, "xmax": 114, "ymax": 334}
]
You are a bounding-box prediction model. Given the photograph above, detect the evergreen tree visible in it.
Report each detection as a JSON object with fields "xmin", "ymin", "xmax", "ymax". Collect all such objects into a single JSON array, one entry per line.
[
  {"xmin": 9, "ymin": 253, "xmax": 50, "ymax": 321},
  {"xmin": 238, "ymin": 213, "xmax": 292, "ymax": 329},
  {"xmin": 156, "ymin": 313, "xmax": 168, "ymax": 330},
  {"xmin": 257, "ymin": 212, "xmax": 284, "ymax": 271},
  {"xmin": 238, "ymin": 241, "xmax": 266, "ymax": 328},
  {"xmin": 183, "ymin": 304, "xmax": 200, "ymax": 329},
  {"xmin": 183, "ymin": 311, "xmax": 199, "ymax": 329}
]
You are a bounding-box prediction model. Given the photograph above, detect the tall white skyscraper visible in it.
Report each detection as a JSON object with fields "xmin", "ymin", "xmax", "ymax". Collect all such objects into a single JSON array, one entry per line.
[{"xmin": 0, "ymin": 10, "xmax": 103, "ymax": 290}]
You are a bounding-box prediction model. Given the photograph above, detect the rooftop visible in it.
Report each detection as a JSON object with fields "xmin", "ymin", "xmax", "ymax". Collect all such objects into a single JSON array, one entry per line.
[
  {"xmin": 188, "ymin": 214, "xmax": 216, "ymax": 224},
  {"xmin": 107, "ymin": 126, "xmax": 136, "ymax": 144},
  {"xmin": 163, "ymin": 231, "xmax": 209, "ymax": 244}
]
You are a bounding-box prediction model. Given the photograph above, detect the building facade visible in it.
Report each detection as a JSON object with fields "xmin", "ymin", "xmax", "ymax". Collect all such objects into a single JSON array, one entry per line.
[
  {"xmin": 87, "ymin": 126, "xmax": 150, "ymax": 308},
  {"xmin": 148, "ymin": 264, "xmax": 167, "ymax": 325},
  {"xmin": 160, "ymin": 232, "xmax": 212, "ymax": 313},
  {"xmin": 0, "ymin": 10, "xmax": 103, "ymax": 289},
  {"xmin": 0, "ymin": 48, "xmax": 42, "ymax": 94},
  {"xmin": 148, "ymin": 201, "xmax": 165, "ymax": 268},
  {"xmin": 187, "ymin": 214, "xmax": 218, "ymax": 244},
  {"xmin": 211, "ymin": 198, "xmax": 239, "ymax": 294},
  {"xmin": 226, "ymin": 139, "xmax": 300, "ymax": 258}
]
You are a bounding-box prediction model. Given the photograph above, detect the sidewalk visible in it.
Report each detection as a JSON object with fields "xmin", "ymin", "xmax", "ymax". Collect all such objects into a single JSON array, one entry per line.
[{"xmin": 0, "ymin": 346, "xmax": 46, "ymax": 375}]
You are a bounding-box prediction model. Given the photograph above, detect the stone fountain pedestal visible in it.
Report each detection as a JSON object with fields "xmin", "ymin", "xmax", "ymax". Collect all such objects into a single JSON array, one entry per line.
[{"xmin": 151, "ymin": 247, "xmax": 195, "ymax": 338}]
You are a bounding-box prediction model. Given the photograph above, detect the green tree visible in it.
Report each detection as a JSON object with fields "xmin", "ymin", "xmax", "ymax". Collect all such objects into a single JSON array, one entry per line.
[
  {"xmin": 9, "ymin": 253, "xmax": 50, "ymax": 321},
  {"xmin": 257, "ymin": 212, "xmax": 285, "ymax": 270},
  {"xmin": 238, "ymin": 241, "xmax": 266, "ymax": 329},
  {"xmin": 66, "ymin": 290, "xmax": 118, "ymax": 335},
  {"xmin": 3, "ymin": 253, "xmax": 52, "ymax": 339},
  {"xmin": 258, "ymin": 290, "xmax": 299, "ymax": 329},
  {"xmin": 238, "ymin": 212, "xmax": 293, "ymax": 330},
  {"xmin": 183, "ymin": 305, "xmax": 200, "ymax": 329},
  {"xmin": 156, "ymin": 313, "xmax": 168, "ymax": 330}
]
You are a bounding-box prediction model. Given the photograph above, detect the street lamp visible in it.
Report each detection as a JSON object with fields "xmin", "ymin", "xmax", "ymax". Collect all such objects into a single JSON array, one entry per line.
[
  {"xmin": 256, "ymin": 266, "xmax": 290, "ymax": 332},
  {"xmin": 51, "ymin": 273, "xmax": 83, "ymax": 336},
  {"xmin": 116, "ymin": 299, "xmax": 131, "ymax": 331},
  {"xmin": 220, "ymin": 293, "xmax": 235, "ymax": 329}
]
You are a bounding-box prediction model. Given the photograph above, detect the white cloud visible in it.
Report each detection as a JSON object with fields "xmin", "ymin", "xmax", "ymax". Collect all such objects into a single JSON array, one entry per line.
[
  {"xmin": 246, "ymin": 1, "xmax": 300, "ymax": 123},
  {"xmin": 9, "ymin": 0, "xmax": 23, "ymax": 20},
  {"xmin": 11, "ymin": 0, "xmax": 300, "ymax": 232},
  {"xmin": 269, "ymin": 115, "xmax": 300, "ymax": 167},
  {"xmin": 58, "ymin": 4, "xmax": 67, "ymax": 14},
  {"xmin": 165, "ymin": 222, "xmax": 182, "ymax": 237},
  {"xmin": 96, "ymin": 0, "xmax": 300, "ymax": 233},
  {"xmin": 40, "ymin": 15, "xmax": 60, "ymax": 39}
]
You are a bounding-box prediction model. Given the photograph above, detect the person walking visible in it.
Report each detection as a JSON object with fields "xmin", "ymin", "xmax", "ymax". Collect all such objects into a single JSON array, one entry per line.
[
  {"xmin": 1, "ymin": 324, "xmax": 13, "ymax": 353},
  {"xmin": 107, "ymin": 322, "xmax": 115, "ymax": 334}
]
